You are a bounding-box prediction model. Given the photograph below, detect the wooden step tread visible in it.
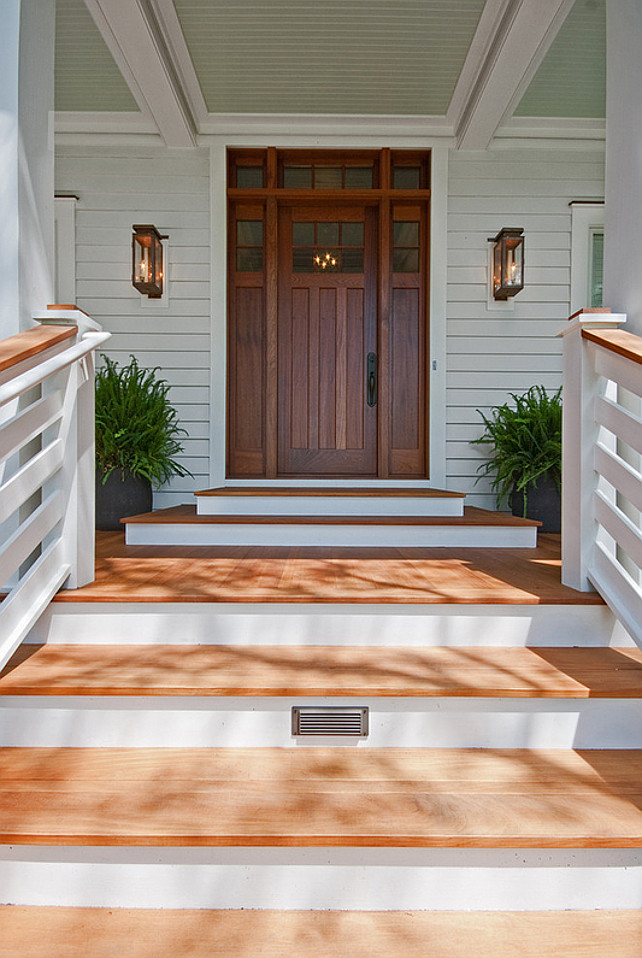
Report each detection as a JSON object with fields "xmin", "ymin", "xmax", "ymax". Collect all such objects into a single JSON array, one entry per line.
[
  {"xmin": 53, "ymin": 531, "xmax": 605, "ymax": 606},
  {"xmin": 2, "ymin": 747, "xmax": 642, "ymax": 847},
  {"xmin": 3, "ymin": 645, "xmax": 642, "ymax": 698},
  {"xmin": 123, "ymin": 505, "xmax": 539, "ymax": 527},
  {"xmin": 1, "ymin": 906, "xmax": 641, "ymax": 958},
  {"xmin": 196, "ymin": 486, "xmax": 466, "ymax": 498}
]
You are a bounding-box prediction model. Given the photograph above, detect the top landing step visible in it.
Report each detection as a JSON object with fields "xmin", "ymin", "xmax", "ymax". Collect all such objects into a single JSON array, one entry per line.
[{"xmin": 196, "ymin": 486, "xmax": 466, "ymax": 517}]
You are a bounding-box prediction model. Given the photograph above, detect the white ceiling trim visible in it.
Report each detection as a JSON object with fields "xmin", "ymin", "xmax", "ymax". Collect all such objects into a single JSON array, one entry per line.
[
  {"xmin": 198, "ymin": 113, "xmax": 455, "ymax": 139},
  {"xmin": 447, "ymin": 0, "xmax": 513, "ymax": 129},
  {"xmin": 149, "ymin": 0, "xmax": 208, "ymax": 128},
  {"xmin": 453, "ymin": 0, "xmax": 576, "ymax": 150},
  {"xmin": 83, "ymin": 0, "xmax": 196, "ymax": 147}
]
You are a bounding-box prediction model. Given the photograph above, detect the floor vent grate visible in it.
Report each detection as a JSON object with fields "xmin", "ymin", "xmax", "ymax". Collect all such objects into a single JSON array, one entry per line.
[{"xmin": 292, "ymin": 706, "xmax": 369, "ymax": 737}]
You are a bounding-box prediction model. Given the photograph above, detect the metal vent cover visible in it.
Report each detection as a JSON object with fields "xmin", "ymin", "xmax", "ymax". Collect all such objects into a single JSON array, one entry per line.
[{"xmin": 292, "ymin": 706, "xmax": 369, "ymax": 737}]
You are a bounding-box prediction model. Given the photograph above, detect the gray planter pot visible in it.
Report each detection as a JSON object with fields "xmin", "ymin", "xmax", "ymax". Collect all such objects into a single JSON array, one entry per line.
[
  {"xmin": 95, "ymin": 470, "xmax": 152, "ymax": 531},
  {"xmin": 510, "ymin": 472, "xmax": 561, "ymax": 534}
]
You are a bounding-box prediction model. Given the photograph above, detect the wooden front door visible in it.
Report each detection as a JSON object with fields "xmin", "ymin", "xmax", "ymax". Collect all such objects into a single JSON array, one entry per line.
[
  {"xmin": 277, "ymin": 205, "xmax": 378, "ymax": 476},
  {"xmin": 226, "ymin": 148, "xmax": 430, "ymax": 480}
]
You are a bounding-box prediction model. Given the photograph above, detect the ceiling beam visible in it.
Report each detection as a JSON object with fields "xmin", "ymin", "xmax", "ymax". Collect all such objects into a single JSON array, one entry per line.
[
  {"xmin": 83, "ymin": 0, "xmax": 196, "ymax": 147},
  {"xmin": 450, "ymin": 0, "xmax": 576, "ymax": 151}
]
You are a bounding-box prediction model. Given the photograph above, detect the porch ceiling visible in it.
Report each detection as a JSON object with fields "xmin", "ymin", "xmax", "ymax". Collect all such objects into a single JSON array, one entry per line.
[{"xmin": 54, "ymin": 0, "xmax": 605, "ymax": 147}]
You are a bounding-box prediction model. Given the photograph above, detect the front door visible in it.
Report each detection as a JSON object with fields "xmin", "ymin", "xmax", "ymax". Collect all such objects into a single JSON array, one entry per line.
[
  {"xmin": 226, "ymin": 148, "xmax": 430, "ymax": 480},
  {"xmin": 277, "ymin": 205, "xmax": 378, "ymax": 476}
]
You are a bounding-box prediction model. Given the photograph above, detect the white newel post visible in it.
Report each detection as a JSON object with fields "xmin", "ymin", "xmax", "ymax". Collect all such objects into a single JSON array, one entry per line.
[
  {"xmin": 37, "ymin": 309, "xmax": 108, "ymax": 590},
  {"xmin": 559, "ymin": 310, "xmax": 626, "ymax": 591},
  {"xmin": 57, "ymin": 351, "xmax": 96, "ymax": 590}
]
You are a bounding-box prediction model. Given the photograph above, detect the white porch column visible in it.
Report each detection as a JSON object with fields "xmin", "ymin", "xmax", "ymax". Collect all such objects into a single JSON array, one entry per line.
[
  {"xmin": 604, "ymin": 1, "xmax": 642, "ymax": 335},
  {"xmin": 0, "ymin": 0, "xmax": 55, "ymax": 339}
]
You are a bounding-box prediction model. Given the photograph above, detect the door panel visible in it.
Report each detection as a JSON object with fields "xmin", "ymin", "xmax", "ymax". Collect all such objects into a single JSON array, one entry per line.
[{"xmin": 278, "ymin": 206, "xmax": 378, "ymax": 476}]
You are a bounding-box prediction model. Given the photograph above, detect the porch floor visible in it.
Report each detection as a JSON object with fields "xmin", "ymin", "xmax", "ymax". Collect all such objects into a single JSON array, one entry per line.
[{"xmin": 54, "ymin": 531, "xmax": 602, "ymax": 606}]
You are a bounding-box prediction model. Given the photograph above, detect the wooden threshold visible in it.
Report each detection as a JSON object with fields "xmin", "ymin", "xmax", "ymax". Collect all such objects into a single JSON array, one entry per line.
[
  {"xmin": 53, "ymin": 531, "xmax": 603, "ymax": 605},
  {"xmin": 123, "ymin": 505, "xmax": 536, "ymax": 527},
  {"xmin": 1, "ymin": 747, "xmax": 642, "ymax": 847},
  {"xmin": 1, "ymin": 906, "xmax": 641, "ymax": 958},
  {"xmin": 3, "ymin": 645, "xmax": 642, "ymax": 698}
]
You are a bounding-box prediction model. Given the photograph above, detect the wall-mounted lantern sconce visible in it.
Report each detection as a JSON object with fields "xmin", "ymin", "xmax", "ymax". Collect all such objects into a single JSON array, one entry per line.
[
  {"xmin": 488, "ymin": 228, "xmax": 524, "ymax": 300},
  {"xmin": 132, "ymin": 225, "xmax": 168, "ymax": 299}
]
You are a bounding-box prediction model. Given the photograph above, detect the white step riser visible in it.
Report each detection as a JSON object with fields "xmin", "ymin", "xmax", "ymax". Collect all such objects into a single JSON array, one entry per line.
[
  {"xmin": 196, "ymin": 496, "xmax": 464, "ymax": 517},
  {"xmin": 125, "ymin": 523, "xmax": 536, "ymax": 548},
  {"xmin": 3, "ymin": 696, "xmax": 642, "ymax": 749},
  {"xmin": 27, "ymin": 602, "xmax": 634, "ymax": 648},
  {"xmin": 2, "ymin": 848, "xmax": 641, "ymax": 912}
]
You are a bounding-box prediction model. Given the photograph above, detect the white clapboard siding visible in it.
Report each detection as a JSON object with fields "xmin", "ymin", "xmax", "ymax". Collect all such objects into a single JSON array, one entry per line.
[
  {"xmin": 55, "ymin": 143, "xmax": 211, "ymax": 510},
  {"xmin": 446, "ymin": 146, "xmax": 604, "ymax": 507}
]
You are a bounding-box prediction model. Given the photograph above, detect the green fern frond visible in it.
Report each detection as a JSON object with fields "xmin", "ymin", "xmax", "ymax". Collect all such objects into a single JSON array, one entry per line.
[
  {"xmin": 95, "ymin": 354, "xmax": 193, "ymax": 489},
  {"xmin": 471, "ymin": 385, "xmax": 562, "ymax": 513}
]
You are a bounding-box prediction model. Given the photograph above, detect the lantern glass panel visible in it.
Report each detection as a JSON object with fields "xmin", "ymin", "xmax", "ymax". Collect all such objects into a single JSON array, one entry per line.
[
  {"xmin": 493, "ymin": 244, "xmax": 502, "ymax": 295},
  {"xmin": 504, "ymin": 236, "xmax": 523, "ymax": 288}
]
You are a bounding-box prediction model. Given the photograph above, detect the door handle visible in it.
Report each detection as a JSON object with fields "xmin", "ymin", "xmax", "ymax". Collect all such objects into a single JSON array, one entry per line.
[{"xmin": 367, "ymin": 352, "xmax": 378, "ymax": 407}]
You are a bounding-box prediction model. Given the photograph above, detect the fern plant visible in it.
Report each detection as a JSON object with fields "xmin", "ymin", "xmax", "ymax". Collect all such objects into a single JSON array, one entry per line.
[
  {"xmin": 95, "ymin": 355, "xmax": 193, "ymax": 487},
  {"xmin": 472, "ymin": 385, "xmax": 562, "ymax": 514}
]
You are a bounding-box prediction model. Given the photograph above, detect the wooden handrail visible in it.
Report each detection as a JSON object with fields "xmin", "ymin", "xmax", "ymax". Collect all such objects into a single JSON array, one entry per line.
[
  {"xmin": 0, "ymin": 325, "xmax": 76, "ymax": 375},
  {"xmin": 582, "ymin": 327, "xmax": 642, "ymax": 367}
]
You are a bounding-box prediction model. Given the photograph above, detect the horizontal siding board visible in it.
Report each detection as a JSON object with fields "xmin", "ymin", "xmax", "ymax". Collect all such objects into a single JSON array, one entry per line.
[
  {"xmin": 75, "ymin": 211, "xmax": 210, "ymax": 229},
  {"xmin": 449, "ymin": 231, "xmax": 570, "ymax": 251},
  {"xmin": 57, "ymin": 174, "xmax": 210, "ymax": 195},
  {"xmin": 76, "ymin": 228, "xmax": 210, "ymax": 247},
  {"xmin": 76, "ymin": 245, "xmax": 210, "ymax": 264},
  {"xmin": 448, "ymin": 355, "xmax": 562, "ymax": 373},
  {"xmin": 447, "ymin": 248, "xmax": 570, "ymax": 268},
  {"xmin": 106, "ymin": 334, "xmax": 210, "ymax": 352},
  {"xmin": 447, "ymin": 373, "xmax": 563, "ymax": 391},
  {"xmin": 451, "ymin": 179, "xmax": 605, "ymax": 198},
  {"xmin": 448, "ymin": 337, "xmax": 562, "ymax": 355},
  {"xmin": 77, "ymin": 192, "xmax": 210, "ymax": 212},
  {"xmin": 80, "ymin": 300, "xmax": 211, "ymax": 318},
  {"xmin": 76, "ymin": 280, "xmax": 211, "ymax": 299},
  {"xmin": 447, "ymin": 285, "xmax": 569, "ymax": 303},
  {"xmin": 76, "ymin": 263, "xmax": 210, "ymax": 282},
  {"xmin": 105, "ymin": 352, "xmax": 210, "ymax": 374},
  {"xmin": 447, "ymin": 266, "xmax": 570, "ymax": 285},
  {"xmin": 448, "ymin": 213, "xmax": 570, "ymax": 232}
]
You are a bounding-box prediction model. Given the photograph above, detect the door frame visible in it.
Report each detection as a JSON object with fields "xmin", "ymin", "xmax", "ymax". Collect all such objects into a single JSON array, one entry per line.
[{"xmin": 208, "ymin": 138, "xmax": 448, "ymax": 488}]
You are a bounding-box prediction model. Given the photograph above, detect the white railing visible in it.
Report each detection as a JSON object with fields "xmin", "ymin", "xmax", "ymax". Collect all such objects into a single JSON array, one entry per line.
[
  {"xmin": 561, "ymin": 310, "xmax": 642, "ymax": 647},
  {"xmin": 0, "ymin": 316, "xmax": 110, "ymax": 669}
]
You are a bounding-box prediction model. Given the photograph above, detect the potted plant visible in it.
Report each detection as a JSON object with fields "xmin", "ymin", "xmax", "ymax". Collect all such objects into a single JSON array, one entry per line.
[
  {"xmin": 472, "ymin": 385, "xmax": 562, "ymax": 533},
  {"xmin": 95, "ymin": 355, "xmax": 192, "ymax": 530}
]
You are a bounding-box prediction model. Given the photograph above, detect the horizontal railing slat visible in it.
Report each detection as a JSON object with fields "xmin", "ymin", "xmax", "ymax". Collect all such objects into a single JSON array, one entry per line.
[
  {"xmin": 0, "ymin": 491, "xmax": 63, "ymax": 590},
  {"xmin": 0, "ymin": 539, "xmax": 70, "ymax": 670},
  {"xmin": 594, "ymin": 491, "xmax": 642, "ymax": 575},
  {"xmin": 590, "ymin": 543, "xmax": 642, "ymax": 650},
  {"xmin": 594, "ymin": 442, "xmax": 642, "ymax": 514},
  {"xmin": 594, "ymin": 395, "xmax": 642, "ymax": 457},
  {"xmin": 0, "ymin": 391, "xmax": 63, "ymax": 467},
  {"xmin": 594, "ymin": 347, "xmax": 642, "ymax": 400},
  {"xmin": 0, "ymin": 438, "xmax": 64, "ymax": 525}
]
